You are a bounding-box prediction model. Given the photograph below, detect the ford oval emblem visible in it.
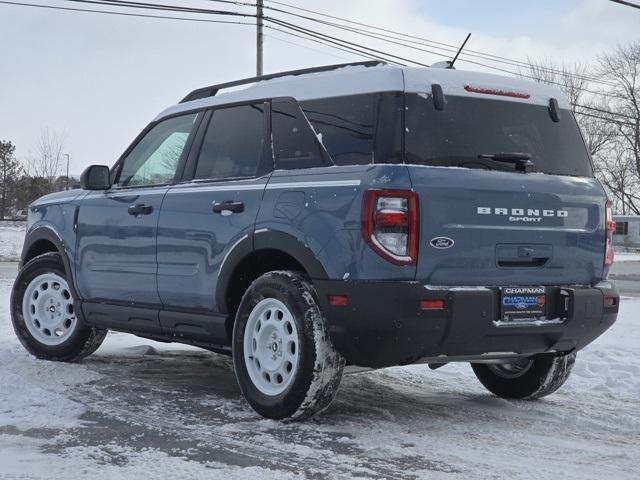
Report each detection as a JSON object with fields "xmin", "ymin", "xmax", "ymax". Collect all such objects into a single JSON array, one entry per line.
[{"xmin": 430, "ymin": 237, "xmax": 455, "ymax": 249}]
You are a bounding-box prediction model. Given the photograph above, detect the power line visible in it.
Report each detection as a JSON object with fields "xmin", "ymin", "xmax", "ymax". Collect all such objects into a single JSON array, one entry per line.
[
  {"xmin": 265, "ymin": 24, "xmax": 370, "ymax": 59},
  {"xmin": 34, "ymin": 0, "xmax": 628, "ymax": 95},
  {"xmin": 265, "ymin": 15, "xmax": 621, "ymax": 99},
  {"xmin": 267, "ymin": 17, "xmax": 422, "ymax": 66},
  {"xmin": 574, "ymin": 103, "xmax": 638, "ymax": 121},
  {"xmin": 269, "ymin": 14, "xmax": 452, "ymax": 62},
  {"xmin": 575, "ymin": 109, "xmax": 636, "ymax": 127},
  {"xmin": 63, "ymin": 0, "xmax": 256, "ymax": 18},
  {"xmin": 4, "ymin": 0, "xmax": 633, "ymax": 105},
  {"xmin": 609, "ymin": 0, "xmax": 640, "ymax": 10},
  {"xmin": 265, "ymin": 23, "xmax": 401, "ymax": 65},
  {"xmin": 267, "ymin": 17, "xmax": 430, "ymax": 66},
  {"xmin": 0, "ymin": 0, "xmax": 255, "ymax": 24},
  {"xmin": 262, "ymin": 0, "xmax": 618, "ymax": 88},
  {"xmin": 264, "ymin": 33, "xmax": 357, "ymax": 62}
]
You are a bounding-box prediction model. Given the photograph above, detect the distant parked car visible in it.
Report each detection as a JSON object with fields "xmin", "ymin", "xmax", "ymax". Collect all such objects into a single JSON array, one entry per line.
[{"xmin": 11, "ymin": 61, "xmax": 619, "ymax": 420}]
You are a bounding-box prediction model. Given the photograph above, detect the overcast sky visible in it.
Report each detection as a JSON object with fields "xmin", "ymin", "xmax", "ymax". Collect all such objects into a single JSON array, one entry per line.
[{"xmin": 0, "ymin": 0, "xmax": 638, "ymax": 175}]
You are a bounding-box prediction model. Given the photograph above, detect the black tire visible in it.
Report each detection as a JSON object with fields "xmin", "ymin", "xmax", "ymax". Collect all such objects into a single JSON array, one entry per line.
[
  {"xmin": 232, "ymin": 271, "xmax": 345, "ymax": 421},
  {"xmin": 471, "ymin": 353, "xmax": 576, "ymax": 400},
  {"xmin": 11, "ymin": 252, "xmax": 107, "ymax": 362}
]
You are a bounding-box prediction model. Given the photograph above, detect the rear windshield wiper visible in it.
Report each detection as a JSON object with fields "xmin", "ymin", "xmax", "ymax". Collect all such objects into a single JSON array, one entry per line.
[{"xmin": 477, "ymin": 152, "xmax": 534, "ymax": 172}]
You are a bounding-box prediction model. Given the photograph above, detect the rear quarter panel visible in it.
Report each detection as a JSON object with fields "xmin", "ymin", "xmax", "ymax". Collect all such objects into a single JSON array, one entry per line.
[{"xmin": 257, "ymin": 165, "xmax": 415, "ymax": 281}]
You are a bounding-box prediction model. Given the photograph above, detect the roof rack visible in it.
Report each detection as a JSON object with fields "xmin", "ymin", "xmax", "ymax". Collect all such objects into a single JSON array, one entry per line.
[{"xmin": 179, "ymin": 60, "xmax": 386, "ymax": 104}]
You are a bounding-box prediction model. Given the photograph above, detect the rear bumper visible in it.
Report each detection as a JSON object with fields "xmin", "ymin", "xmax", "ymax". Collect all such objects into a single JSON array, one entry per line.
[{"xmin": 314, "ymin": 280, "xmax": 619, "ymax": 368}]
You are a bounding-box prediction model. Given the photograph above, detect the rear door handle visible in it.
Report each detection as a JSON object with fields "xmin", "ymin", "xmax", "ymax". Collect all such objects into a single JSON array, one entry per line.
[
  {"xmin": 128, "ymin": 204, "xmax": 153, "ymax": 216},
  {"xmin": 212, "ymin": 201, "xmax": 245, "ymax": 215}
]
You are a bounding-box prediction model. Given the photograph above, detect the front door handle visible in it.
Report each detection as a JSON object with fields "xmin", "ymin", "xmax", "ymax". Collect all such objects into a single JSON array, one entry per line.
[
  {"xmin": 128, "ymin": 204, "xmax": 153, "ymax": 216},
  {"xmin": 212, "ymin": 201, "xmax": 245, "ymax": 215}
]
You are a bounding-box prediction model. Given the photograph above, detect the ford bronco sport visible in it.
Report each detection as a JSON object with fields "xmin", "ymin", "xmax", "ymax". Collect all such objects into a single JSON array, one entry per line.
[{"xmin": 11, "ymin": 61, "xmax": 619, "ymax": 420}]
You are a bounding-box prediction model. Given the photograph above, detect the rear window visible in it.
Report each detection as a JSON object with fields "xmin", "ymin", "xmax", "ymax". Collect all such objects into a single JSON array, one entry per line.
[{"xmin": 405, "ymin": 93, "xmax": 593, "ymax": 177}]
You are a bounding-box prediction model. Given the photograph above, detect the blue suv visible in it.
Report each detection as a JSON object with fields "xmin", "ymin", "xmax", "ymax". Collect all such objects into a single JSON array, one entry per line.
[{"xmin": 11, "ymin": 62, "xmax": 619, "ymax": 420}]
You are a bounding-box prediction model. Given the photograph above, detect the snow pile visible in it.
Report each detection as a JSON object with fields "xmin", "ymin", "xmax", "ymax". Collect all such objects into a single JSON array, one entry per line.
[
  {"xmin": 0, "ymin": 221, "xmax": 26, "ymax": 261},
  {"xmin": 614, "ymin": 252, "xmax": 640, "ymax": 262},
  {"xmin": 569, "ymin": 296, "xmax": 640, "ymax": 398}
]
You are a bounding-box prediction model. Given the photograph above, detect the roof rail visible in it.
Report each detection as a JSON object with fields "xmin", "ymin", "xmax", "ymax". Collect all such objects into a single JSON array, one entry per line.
[{"xmin": 179, "ymin": 60, "xmax": 386, "ymax": 104}]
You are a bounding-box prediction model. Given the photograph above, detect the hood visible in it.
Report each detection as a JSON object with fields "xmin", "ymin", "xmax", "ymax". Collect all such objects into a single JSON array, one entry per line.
[{"xmin": 30, "ymin": 189, "xmax": 85, "ymax": 208}]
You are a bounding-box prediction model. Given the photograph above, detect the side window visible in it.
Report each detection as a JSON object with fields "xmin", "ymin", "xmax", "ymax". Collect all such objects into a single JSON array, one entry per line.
[
  {"xmin": 300, "ymin": 94, "xmax": 376, "ymax": 166},
  {"xmin": 195, "ymin": 104, "xmax": 265, "ymax": 180},
  {"xmin": 272, "ymin": 99, "xmax": 329, "ymax": 170},
  {"xmin": 117, "ymin": 113, "xmax": 198, "ymax": 187}
]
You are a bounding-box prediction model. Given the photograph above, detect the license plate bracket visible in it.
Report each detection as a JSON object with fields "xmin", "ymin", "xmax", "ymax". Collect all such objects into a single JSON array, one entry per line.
[{"xmin": 500, "ymin": 286, "xmax": 547, "ymax": 323}]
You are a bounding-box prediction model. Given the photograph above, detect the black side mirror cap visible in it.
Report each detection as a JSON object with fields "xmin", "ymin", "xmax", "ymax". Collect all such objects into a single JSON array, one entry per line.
[{"xmin": 80, "ymin": 165, "xmax": 110, "ymax": 190}]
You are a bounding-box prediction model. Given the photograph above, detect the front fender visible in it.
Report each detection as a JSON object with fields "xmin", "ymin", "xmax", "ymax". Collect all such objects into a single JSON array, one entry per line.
[{"xmin": 22, "ymin": 224, "xmax": 80, "ymax": 299}]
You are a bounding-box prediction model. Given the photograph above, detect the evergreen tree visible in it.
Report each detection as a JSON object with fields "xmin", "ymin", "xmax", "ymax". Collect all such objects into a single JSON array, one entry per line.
[{"xmin": 0, "ymin": 140, "xmax": 22, "ymax": 219}]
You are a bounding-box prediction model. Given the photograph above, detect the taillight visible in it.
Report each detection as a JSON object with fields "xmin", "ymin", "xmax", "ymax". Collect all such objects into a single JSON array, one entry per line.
[
  {"xmin": 362, "ymin": 189, "xmax": 419, "ymax": 265},
  {"xmin": 605, "ymin": 200, "xmax": 615, "ymax": 267}
]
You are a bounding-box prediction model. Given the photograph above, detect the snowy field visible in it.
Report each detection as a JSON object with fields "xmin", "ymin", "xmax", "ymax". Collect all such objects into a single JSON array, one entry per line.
[
  {"xmin": 0, "ymin": 262, "xmax": 638, "ymax": 479},
  {"xmin": 0, "ymin": 221, "xmax": 25, "ymax": 261}
]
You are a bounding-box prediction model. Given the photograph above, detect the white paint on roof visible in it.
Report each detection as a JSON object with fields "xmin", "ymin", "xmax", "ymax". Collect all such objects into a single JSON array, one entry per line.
[
  {"xmin": 403, "ymin": 66, "xmax": 570, "ymax": 109},
  {"xmin": 156, "ymin": 64, "xmax": 570, "ymax": 121},
  {"xmin": 156, "ymin": 64, "xmax": 403, "ymax": 121}
]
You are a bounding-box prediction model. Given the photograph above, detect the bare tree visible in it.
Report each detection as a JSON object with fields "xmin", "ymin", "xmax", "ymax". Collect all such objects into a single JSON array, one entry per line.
[
  {"xmin": 594, "ymin": 41, "xmax": 640, "ymax": 213},
  {"xmin": 596, "ymin": 141, "xmax": 640, "ymax": 214},
  {"xmin": 521, "ymin": 54, "xmax": 640, "ymax": 213},
  {"xmin": 25, "ymin": 128, "xmax": 67, "ymax": 191},
  {"xmin": 522, "ymin": 57, "xmax": 592, "ymax": 111},
  {"xmin": 599, "ymin": 42, "xmax": 640, "ymax": 172},
  {"xmin": 520, "ymin": 57, "xmax": 619, "ymax": 156}
]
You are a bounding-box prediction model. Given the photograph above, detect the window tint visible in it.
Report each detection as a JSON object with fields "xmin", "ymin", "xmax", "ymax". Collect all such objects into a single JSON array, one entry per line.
[
  {"xmin": 272, "ymin": 100, "xmax": 328, "ymax": 170},
  {"xmin": 195, "ymin": 104, "xmax": 265, "ymax": 180},
  {"xmin": 405, "ymin": 93, "xmax": 593, "ymax": 177},
  {"xmin": 300, "ymin": 94, "xmax": 375, "ymax": 166},
  {"xmin": 118, "ymin": 113, "xmax": 197, "ymax": 187}
]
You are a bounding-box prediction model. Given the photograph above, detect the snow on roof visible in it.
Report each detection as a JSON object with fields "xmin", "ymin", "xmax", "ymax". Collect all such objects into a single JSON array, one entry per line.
[{"xmin": 155, "ymin": 64, "xmax": 569, "ymax": 121}]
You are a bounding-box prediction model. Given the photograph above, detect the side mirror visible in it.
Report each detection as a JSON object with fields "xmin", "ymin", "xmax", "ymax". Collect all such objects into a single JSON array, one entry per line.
[{"xmin": 80, "ymin": 165, "xmax": 111, "ymax": 191}]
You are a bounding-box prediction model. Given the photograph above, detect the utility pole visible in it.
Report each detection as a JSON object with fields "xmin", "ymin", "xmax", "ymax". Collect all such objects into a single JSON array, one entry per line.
[
  {"xmin": 256, "ymin": 0, "xmax": 264, "ymax": 76},
  {"xmin": 64, "ymin": 153, "xmax": 70, "ymax": 190}
]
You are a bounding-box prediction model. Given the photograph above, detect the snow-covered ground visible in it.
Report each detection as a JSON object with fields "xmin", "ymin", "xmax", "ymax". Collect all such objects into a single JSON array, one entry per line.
[
  {"xmin": 614, "ymin": 251, "xmax": 640, "ymax": 263},
  {"xmin": 0, "ymin": 263, "xmax": 638, "ymax": 479},
  {"xmin": 0, "ymin": 221, "xmax": 25, "ymax": 261}
]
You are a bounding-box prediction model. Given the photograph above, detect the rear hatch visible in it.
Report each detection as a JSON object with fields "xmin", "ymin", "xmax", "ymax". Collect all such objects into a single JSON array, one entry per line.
[{"xmin": 404, "ymin": 91, "xmax": 607, "ymax": 286}]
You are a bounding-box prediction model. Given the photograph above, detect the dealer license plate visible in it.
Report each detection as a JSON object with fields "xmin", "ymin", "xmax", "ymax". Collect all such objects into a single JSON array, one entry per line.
[{"xmin": 500, "ymin": 286, "xmax": 547, "ymax": 323}]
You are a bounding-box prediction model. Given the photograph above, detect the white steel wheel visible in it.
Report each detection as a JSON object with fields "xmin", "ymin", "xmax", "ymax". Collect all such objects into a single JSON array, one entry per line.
[
  {"xmin": 22, "ymin": 272, "xmax": 77, "ymax": 346},
  {"xmin": 243, "ymin": 298, "xmax": 300, "ymax": 396}
]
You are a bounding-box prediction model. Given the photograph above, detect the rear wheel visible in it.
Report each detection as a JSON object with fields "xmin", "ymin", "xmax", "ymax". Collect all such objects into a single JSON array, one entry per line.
[
  {"xmin": 11, "ymin": 253, "xmax": 107, "ymax": 362},
  {"xmin": 232, "ymin": 271, "xmax": 344, "ymax": 420},
  {"xmin": 471, "ymin": 353, "xmax": 576, "ymax": 400}
]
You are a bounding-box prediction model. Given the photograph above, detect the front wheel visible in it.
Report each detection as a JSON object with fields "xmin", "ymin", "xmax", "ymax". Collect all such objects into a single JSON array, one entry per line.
[
  {"xmin": 232, "ymin": 271, "xmax": 345, "ymax": 420},
  {"xmin": 11, "ymin": 252, "xmax": 107, "ymax": 362},
  {"xmin": 471, "ymin": 353, "xmax": 576, "ymax": 400}
]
